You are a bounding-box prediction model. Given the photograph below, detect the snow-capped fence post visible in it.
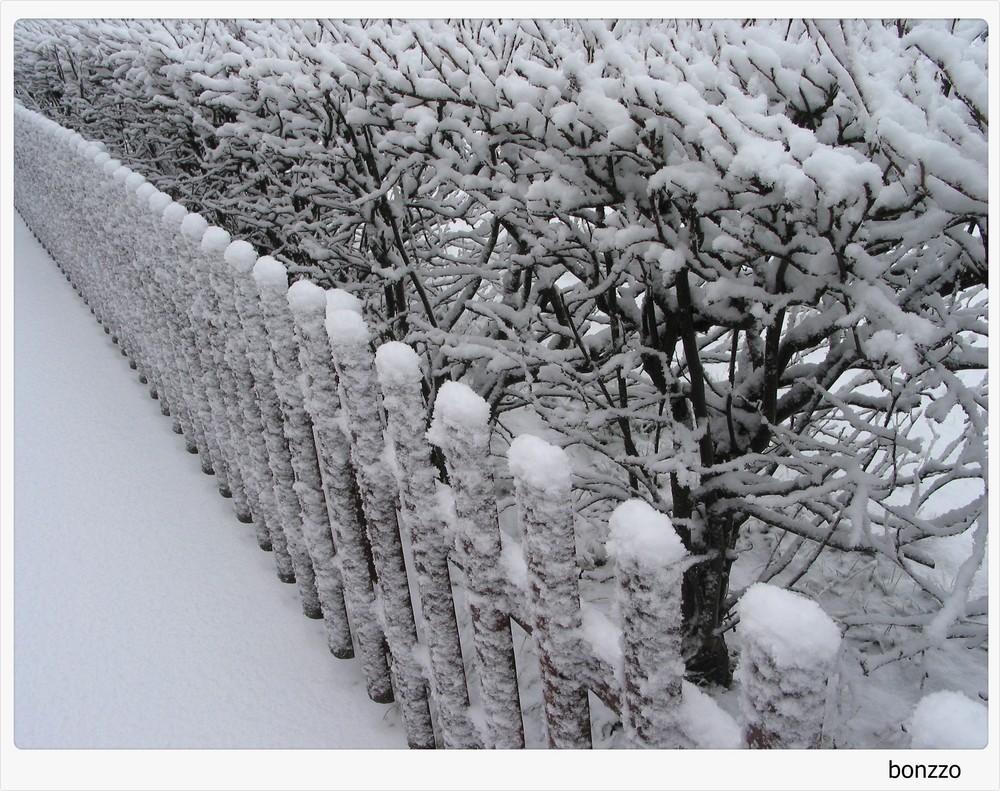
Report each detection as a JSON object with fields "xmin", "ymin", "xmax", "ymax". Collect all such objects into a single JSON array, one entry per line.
[
  {"xmin": 326, "ymin": 307, "xmax": 436, "ymax": 749},
  {"xmin": 427, "ymin": 382, "xmax": 525, "ymax": 749},
  {"xmin": 198, "ymin": 226, "xmax": 260, "ymax": 525},
  {"xmin": 178, "ymin": 209, "xmax": 228, "ymax": 476},
  {"xmin": 221, "ymin": 241, "xmax": 295, "ymax": 570},
  {"xmin": 203, "ymin": 232, "xmax": 277, "ymax": 553},
  {"xmin": 608, "ymin": 500, "xmax": 690, "ymax": 748},
  {"xmin": 736, "ymin": 583, "xmax": 842, "ymax": 748},
  {"xmin": 374, "ymin": 341, "xmax": 482, "ymax": 749},
  {"xmin": 177, "ymin": 211, "xmax": 233, "ymax": 492},
  {"xmin": 138, "ymin": 185, "xmax": 203, "ymax": 455},
  {"xmin": 253, "ymin": 257, "xmax": 353, "ymax": 659},
  {"xmin": 285, "ymin": 281, "xmax": 394, "ymax": 704},
  {"xmin": 189, "ymin": 225, "xmax": 253, "ymax": 521},
  {"xmin": 908, "ymin": 690, "xmax": 988, "ymax": 749},
  {"xmin": 507, "ymin": 434, "xmax": 592, "ymax": 748},
  {"xmin": 121, "ymin": 171, "xmax": 179, "ymax": 426},
  {"xmin": 230, "ymin": 252, "xmax": 321, "ymax": 601}
]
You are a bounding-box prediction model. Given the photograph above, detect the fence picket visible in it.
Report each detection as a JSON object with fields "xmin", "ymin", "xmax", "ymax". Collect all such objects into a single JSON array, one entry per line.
[
  {"xmin": 508, "ymin": 434, "xmax": 592, "ymax": 748},
  {"xmin": 253, "ymin": 257, "xmax": 354, "ymax": 659},
  {"xmin": 326, "ymin": 307, "xmax": 436, "ymax": 749},
  {"xmin": 374, "ymin": 341, "xmax": 482, "ymax": 749},
  {"xmin": 609, "ymin": 500, "xmax": 690, "ymax": 748},
  {"xmin": 233, "ymin": 249, "xmax": 323, "ymax": 618},
  {"xmin": 737, "ymin": 584, "xmax": 842, "ymax": 748},
  {"xmin": 286, "ymin": 281, "xmax": 394, "ymax": 704},
  {"xmin": 178, "ymin": 212, "xmax": 237, "ymax": 499},
  {"xmin": 427, "ymin": 382, "xmax": 525, "ymax": 749}
]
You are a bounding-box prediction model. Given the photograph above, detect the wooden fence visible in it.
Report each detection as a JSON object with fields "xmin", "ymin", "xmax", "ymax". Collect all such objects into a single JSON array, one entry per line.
[{"xmin": 13, "ymin": 104, "xmax": 843, "ymax": 750}]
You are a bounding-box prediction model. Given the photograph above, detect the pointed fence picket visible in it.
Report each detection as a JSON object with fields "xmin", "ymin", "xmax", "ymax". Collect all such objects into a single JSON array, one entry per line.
[{"xmin": 14, "ymin": 103, "xmax": 845, "ymax": 751}]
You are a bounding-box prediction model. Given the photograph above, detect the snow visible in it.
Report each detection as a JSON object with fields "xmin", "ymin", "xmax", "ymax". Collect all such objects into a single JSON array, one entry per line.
[
  {"xmin": 427, "ymin": 380, "xmax": 490, "ymax": 445},
  {"xmin": 326, "ymin": 287, "xmax": 363, "ymax": 314},
  {"xmin": 908, "ymin": 690, "xmax": 988, "ymax": 749},
  {"xmin": 325, "ymin": 307, "xmax": 370, "ymax": 345},
  {"xmin": 200, "ymin": 225, "xmax": 232, "ymax": 255},
  {"xmin": 251, "ymin": 254, "xmax": 288, "ymax": 289},
  {"xmin": 223, "ymin": 239, "xmax": 259, "ymax": 273},
  {"xmin": 374, "ymin": 340, "xmax": 422, "ymax": 386},
  {"xmin": 124, "ymin": 171, "xmax": 145, "ymax": 191},
  {"xmin": 179, "ymin": 211, "xmax": 207, "ymax": 239},
  {"xmin": 607, "ymin": 499, "xmax": 687, "ymax": 566},
  {"xmin": 506, "ymin": 433, "xmax": 572, "ymax": 492},
  {"xmin": 677, "ymin": 681, "xmax": 744, "ymax": 749},
  {"xmin": 162, "ymin": 202, "xmax": 187, "ymax": 228},
  {"xmin": 148, "ymin": 190, "xmax": 173, "ymax": 215},
  {"xmin": 286, "ymin": 279, "xmax": 327, "ymax": 315},
  {"xmin": 134, "ymin": 182, "xmax": 156, "ymax": 203},
  {"xmin": 737, "ymin": 583, "xmax": 842, "ymax": 669},
  {"xmin": 11, "ymin": 214, "xmax": 406, "ymax": 750},
  {"xmin": 579, "ymin": 601, "xmax": 623, "ymax": 678}
]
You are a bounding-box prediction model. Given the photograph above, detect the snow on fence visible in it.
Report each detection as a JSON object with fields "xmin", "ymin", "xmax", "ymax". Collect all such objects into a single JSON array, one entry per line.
[{"xmin": 14, "ymin": 104, "xmax": 843, "ymax": 750}]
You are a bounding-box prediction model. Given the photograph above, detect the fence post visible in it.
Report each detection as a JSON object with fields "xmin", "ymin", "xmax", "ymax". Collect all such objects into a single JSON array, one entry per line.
[
  {"xmin": 200, "ymin": 226, "xmax": 270, "ymax": 530},
  {"xmin": 507, "ymin": 434, "xmax": 592, "ymax": 748},
  {"xmin": 229, "ymin": 252, "xmax": 322, "ymax": 617},
  {"xmin": 139, "ymin": 183, "xmax": 198, "ymax": 447},
  {"xmin": 375, "ymin": 341, "xmax": 482, "ymax": 749},
  {"xmin": 608, "ymin": 499, "xmax": 689, "ymax": 748},
  {"xmin": 326, "ymin": 306, "xmax": 435, "ymax": 749},
  {"xmin": 221, "ymin": 241, "xmax": 297, "ymax": 575},
  {"xmin": 736, "ymin": 583, "xmax": 842, "ymax": 748},
  {"xmin": 160, "ymin": 205, "xmax": 219, "ymax": 469},
  {"xmin": 178, "ymin": 211, "xmax": 234, "ymax": 492},
  {"xmin": 427, "ymin": 382, "xmax": 525, "ymax": 749},
  {"xmin": 285, "ymin": 281, "xmax": 394, "ymax": 704},
  {"xmin": 253, "ymin": 257, "xmax": 353, "ymax": 659},
  {"xmin": 190, "ymin": 225, "xmax": 253, "ymax": 522}
]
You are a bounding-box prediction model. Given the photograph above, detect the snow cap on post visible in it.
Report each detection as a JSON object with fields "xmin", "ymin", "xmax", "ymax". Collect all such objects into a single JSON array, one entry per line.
[
  {"xmin": 326, "ymin": 306, "xmax": 369, "ymax": 346},
  {"xmin": 326, "ymin": 287, "xmax": 363, "ymax": 315},
  {"xmin": 737, "ymin": 583, "xmax": 841, "ymax": 669},
  {"xmin": 180, "ymin": 211, "xmax": 209, "ymax": 240},
  {"xmin": 101, "ymin": 158, "xmax": 122, "ymax": 176},
  {"xmin": 507, "ymin": 434, "xmax": 571, "ymax": 493},
  {"xmin": 608, "ymin": 499, "xmax": 687, "ymax": 566},
  {"xmin": 908, "ymin": 691, "xmax": 987, "ymax": 749},
  {"xmin": 374, "ymin": 341, "xmax": 422, "ymax": 387},
  {"xmin": 148, "ymin": 190, "xmax": 173, "ymax": 216},
  {"xmin": 125, "ymin": 171, "xmax": 146, "ymax": 192},
  {"xmin": 427, "ymin": 381, "xmax": 490, "ymax": 448},
  {"xmin": 736, "ymin": 582, "xmax": 843, "ymax": 748},
  {"xmin": 201, "ymin": 226, "xmax": 232, "ymax": 256},
  {"xmin": 93, "ymin": 151, "xmax": 111, "ymax": 167},
  {"xmin": 112, "ymin": 166, "xmax": 131, "ymax": 184},
  {"xmin": 162, "ymin": 202, "xmax": 188, "ymax": 229},
  {"xmin": 134, "ymin": 182, "xmax": 156, "ymax": 203},
  {"xmin": 224, "ymin": 240, "xmax": 259, "ymax": 273},
  {"xmin": 253, "ymin": 255, "xmax": 288, "ymax": 293},
  {"xmin": 286, "ymin": 279, "xmax": 327, "ymax": 317}
]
